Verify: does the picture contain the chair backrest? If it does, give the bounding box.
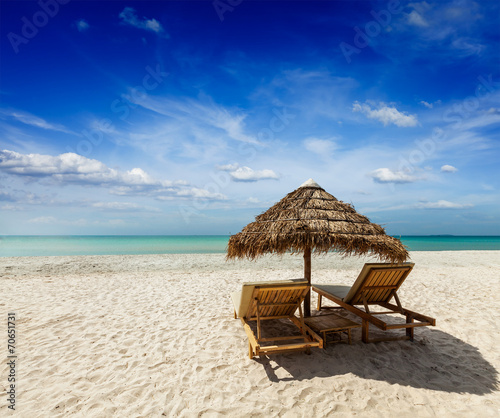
[344,263,414,304]
[239,279,309,319]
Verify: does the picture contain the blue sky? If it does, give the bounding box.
[1,0,499,235]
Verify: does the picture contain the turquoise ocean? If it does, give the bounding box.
[1,235,500,257]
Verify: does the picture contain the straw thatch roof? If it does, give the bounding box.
[227,179,409,263]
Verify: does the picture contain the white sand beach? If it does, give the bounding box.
[1,251,499,417]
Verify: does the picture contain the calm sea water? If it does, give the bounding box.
[1,235,500,257]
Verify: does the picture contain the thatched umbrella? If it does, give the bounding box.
[227,179,409,316]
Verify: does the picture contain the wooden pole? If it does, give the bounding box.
[304,246,311,317]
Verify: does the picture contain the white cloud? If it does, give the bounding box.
[0,150,121,179]
[119,7,166,36]
[419,100,441,109]
[0,109,75,134]
[0,187,60,206]
[1,204,24,211]
[27,216,128,226]
[416,200,473,209]
[303,137,337,156]
[352,102,418,127]
[28,216,58,224]
[216,163,239,171]
[175,188,227,200]
[450,38,485,56]
[76,19,89,32]
[441,164,458,173]
[91,202,160,212]
[230,167,279,182]
[407,10,429,27]
[0,190,16,202]
[392,0,486,58]
[217,163,279,182]
[370,168,418,184]
[129,95,260,145]
[0,150,225,201]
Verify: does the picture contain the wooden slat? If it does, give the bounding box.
[351,271,372,304]
[258,335,307,342]
[240,318,259,351]
[297,302,305,334]
[372,269,395,302]
[247,288,260,318]
[275,289,288,316]
[369,311,403,315]
[379,302,436,325]
[373,268,406,302]
[258,302,301,308]
[370,267,410,273]
[354,267,411,304]
[283,288,299,316]
[354,268,380,303]
[312,286,390,330]
[362,293,370,314]
[267,288,279,317]
[264,288,277,317]
[385,321,432,330]
[258,341,321,352]
[278,289,294,317]
[317,293,322,311]
[256,301,262,340]
[392,291,404,312]
[365,269,386,302]
[258,287,303,317]
[259,288,272,317]
[289,316,324,349]
[260,288,271,317]
[304,314,360,332]
[362,285,399,290]
[245,315,295,321]
[255,285,309,291]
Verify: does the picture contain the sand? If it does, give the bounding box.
[1,251,499,417]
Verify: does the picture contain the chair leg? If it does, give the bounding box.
[248,342,254,359]
[362,319,369,343]
[317,294,322,311]
[406,315,414,341]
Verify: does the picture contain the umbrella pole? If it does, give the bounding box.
[304,246,311,317]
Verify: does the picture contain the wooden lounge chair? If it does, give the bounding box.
[312,263,435,343]
[231,279,323,358]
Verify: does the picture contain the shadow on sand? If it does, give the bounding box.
[254,327,499,395]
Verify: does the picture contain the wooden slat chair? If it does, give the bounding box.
[313,263,435,343]
[231,279,323,359]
